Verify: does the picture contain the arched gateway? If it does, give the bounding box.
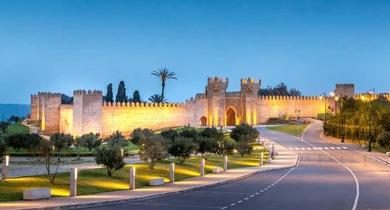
[226,108,236,126]
[200,116,207,126]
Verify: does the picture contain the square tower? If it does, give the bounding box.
[206,77,228,127]
[73,90,103,136]
[240,78,260,125]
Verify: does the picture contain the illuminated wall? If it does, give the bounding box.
[60,105,73,134]
[257,96,329,123]
[32,79,355,137]
[101,102,193,137]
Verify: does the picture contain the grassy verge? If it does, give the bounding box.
[0,149,268,202]
[266,124,308,137]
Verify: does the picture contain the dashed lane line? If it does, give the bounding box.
[301,123,359,210]
[220,165,297,210]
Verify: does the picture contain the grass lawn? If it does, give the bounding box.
[0,149,268,202]
[266,124,308,137]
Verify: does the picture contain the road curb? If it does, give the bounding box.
[60,164,298,210]
[7,141,299,210]
[41,158,299,209]
[319,131,390,165]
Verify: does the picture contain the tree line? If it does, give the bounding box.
[324,96,390,149]
[258,82,302,96]
[104,68,177,104]
[0,122,259,183]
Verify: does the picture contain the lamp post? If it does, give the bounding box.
[368,89,375,152]
[334,95,345,143]
[320,93,328,132]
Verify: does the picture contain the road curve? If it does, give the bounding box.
[85,122,390,210]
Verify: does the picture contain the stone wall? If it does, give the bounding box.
[206,77,228,126]
[30,95,39,121]
[257,96,330,123]
[60,105,73,134]
[73,90,103,136]
[335,84,355,98]
[101,102,192,137]
[31,92,62,134]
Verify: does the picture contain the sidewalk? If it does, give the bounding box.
[0,142,298,210]
[320,132,390,164]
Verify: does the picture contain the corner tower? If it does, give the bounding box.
[335,84,355,98]
[73,90,103,136]
[240,78,260,125]
[206,77,228,126]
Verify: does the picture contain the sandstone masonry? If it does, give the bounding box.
[30,77,358,137]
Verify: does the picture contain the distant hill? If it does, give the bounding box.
[0,104,30,121]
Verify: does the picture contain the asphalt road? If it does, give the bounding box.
[86,121,390,210]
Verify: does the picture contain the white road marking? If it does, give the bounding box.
[223,166,296,209]
[302,123,359,210]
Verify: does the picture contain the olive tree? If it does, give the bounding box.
[40,133,72,184]
[131,128,153,145]
[230,124,259,156]
[168,137,196,164]
[377,131,390,149]
[95,146,125,176]
[139,135,168,169]
[195,137,217,160]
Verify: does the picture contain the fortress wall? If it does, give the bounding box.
[257,96,328,123]
[39,93,62,133]
[30,95,40,121]
[60,105,73,134]
[189,98,208,126]
[73,90,103,136]
[226,96,242,123]
[101,103,192,137]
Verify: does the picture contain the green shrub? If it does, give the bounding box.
[168,137,196,164]
[377,131,390,149]
[139,135,168,169]
[131,128,153,145]
[6,123,29,136]
[95,146,125,176]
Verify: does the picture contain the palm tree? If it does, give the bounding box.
[151,68,177,100]
[149,94,166,103]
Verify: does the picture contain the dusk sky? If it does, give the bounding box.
[1,0,390,104]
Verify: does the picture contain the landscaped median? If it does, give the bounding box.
[266,123,309,137]
[0,150,268,202]
[0,140,298,210]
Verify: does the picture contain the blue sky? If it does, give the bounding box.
[1,0,390,104]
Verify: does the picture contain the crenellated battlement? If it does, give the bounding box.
[336,84,354,88]
[208,76,228,84]
[207,76,228,93]
[226,91,241,96]
[195,93,207,100]
[31,77,360,137]
[258,95,324,100]
[102,101,185,108]
[33,92,62,98]
[240,77,260,85]
[73,90,103,96]
[355,93,390,101]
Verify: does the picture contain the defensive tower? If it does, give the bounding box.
[335,84,355,98]
[240,78,260,125]
[73,90,103,136]
[206,77,228,126]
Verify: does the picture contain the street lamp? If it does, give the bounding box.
[333,94,345,143]
[320,93,328,135]
[368,89,375,152]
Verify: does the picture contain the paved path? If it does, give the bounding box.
[1,157,141,178]
[85,121,390,210]
[0,141,297,210]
